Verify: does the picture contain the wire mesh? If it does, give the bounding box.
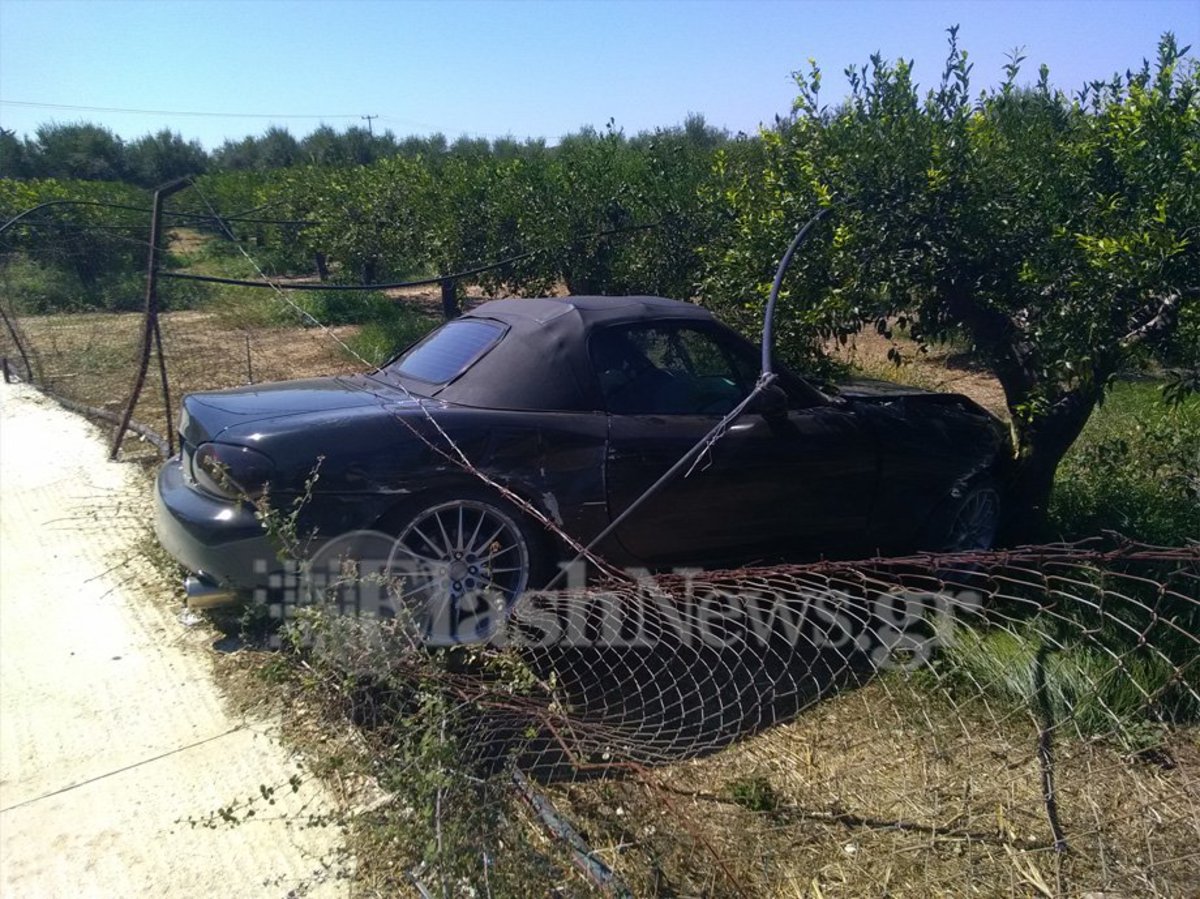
[291,540,1198,897]
[0,196,409,458]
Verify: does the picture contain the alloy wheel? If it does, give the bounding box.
[391,499,532,636]
[946,487,1000,552]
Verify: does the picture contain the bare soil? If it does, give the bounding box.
[2,309,360,458]
[828,327,1010,417]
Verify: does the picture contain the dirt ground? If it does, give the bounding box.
[0,384,348,897]
[827,326,1010,417]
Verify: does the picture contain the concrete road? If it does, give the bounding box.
[0,385,346,898]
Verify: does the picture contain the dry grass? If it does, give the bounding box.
[7,289,1197,896]
[549,680,1199,897]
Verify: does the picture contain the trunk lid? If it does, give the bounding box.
[179,375,411,446]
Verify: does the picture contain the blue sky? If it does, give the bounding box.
[1,0,1196,148]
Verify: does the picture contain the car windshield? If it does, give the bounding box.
[387,319,505,384]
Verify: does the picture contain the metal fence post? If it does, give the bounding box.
[110,177,190,460]
[0,303,34,382]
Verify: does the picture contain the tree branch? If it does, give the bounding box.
[1119,289,1193,351]
[943,287,1038,405]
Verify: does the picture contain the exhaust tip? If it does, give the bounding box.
[184,575,239,610]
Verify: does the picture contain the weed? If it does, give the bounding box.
[344,313,431,366]
[727,775,780,813]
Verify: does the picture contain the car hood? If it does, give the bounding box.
[837,377,1007,432]
[180,374,423,445]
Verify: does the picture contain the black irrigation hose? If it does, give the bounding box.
[164,213,320,226]
[161,264,531,293]
[0,200,151,237]
[761,205,834,377]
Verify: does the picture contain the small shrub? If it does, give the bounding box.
[342,301,435,366]
[1,256,88,313]
[727,774,780,812]
[92,270,147,313]
[201,285,283,329]
[290,289,401,326]
[927,620,1197,745]
[156,274,212,312]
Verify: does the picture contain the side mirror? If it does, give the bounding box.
[750,383,790,420]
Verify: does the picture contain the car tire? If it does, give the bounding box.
[378,487,553,644]
[924,479,1002,553]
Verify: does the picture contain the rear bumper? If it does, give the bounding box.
[154,455,279,593]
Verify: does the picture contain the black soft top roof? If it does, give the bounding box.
[394,296,717,412]
[465,295,714,329]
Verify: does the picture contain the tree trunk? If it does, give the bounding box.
[440,279,460,320]
[944,288,1102,543]
[1002,389,1098,543]
[314,252,328,281]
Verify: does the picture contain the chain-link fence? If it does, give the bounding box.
[0,185,447,460]
[268,539,1198,897]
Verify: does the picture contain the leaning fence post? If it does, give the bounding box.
[111,177,190,460]
[0,303,34,382]
[152,314,175,457]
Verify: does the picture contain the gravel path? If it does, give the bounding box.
[0,384,346,898]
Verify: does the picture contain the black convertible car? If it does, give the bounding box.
[155,295,1010,611]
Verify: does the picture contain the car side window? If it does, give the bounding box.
[590,325,752,415]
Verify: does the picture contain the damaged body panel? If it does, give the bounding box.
[155,295,1012,607]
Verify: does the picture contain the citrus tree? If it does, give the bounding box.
[706,32,1199,533]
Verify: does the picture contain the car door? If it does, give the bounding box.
[593,322,881,567]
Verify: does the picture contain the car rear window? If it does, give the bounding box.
[390,319,505,384]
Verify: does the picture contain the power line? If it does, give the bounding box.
[0,100,497,137]
[0,99,364,120]
[1,98,573,144]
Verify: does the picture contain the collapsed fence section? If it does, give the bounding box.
[5,181,1199,896]
[275,540,1199,896]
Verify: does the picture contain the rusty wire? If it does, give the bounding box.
[306,539,1199,896]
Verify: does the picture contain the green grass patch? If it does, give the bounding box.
[726,774,781,812]
[924,620,1197,747]
[1049,380,1199,546]
[1,253,210,313]
[343,310,433,366]
[199,285,435,366]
